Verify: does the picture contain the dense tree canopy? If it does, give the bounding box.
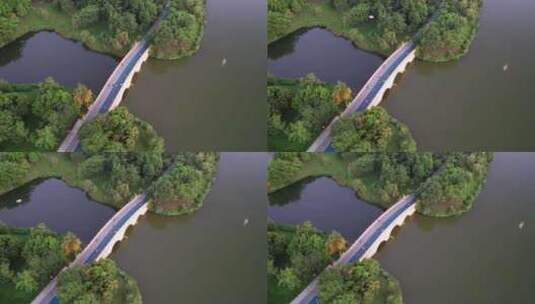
[0,79,83,151]
[148,152,219,215]
[417,0,482,61]
[57,258,141,304]
[319,259,402,304]
[0,0,31,47]
[151,0,206,59]
[268,222,346,302]
[79,106,165,153]
[332,107,417,152]
[0,223,80,299]
[268,76,346,151]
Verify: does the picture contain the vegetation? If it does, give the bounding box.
[268,0,441,56]
[268,222,347,304]
[0,0,205,59]
[319,259,402,304]
[151,0,206,60]
[148,152,219,215]
[57,258,141,304]
[0,223,81,303]
[416,0,483,62]
[268,152,492,214]
[0,152,169,208]
[79,106,165,154]
[416,152,493,216]
[0,79,86,151]
[332,107,417,152]
[268,76,352,151]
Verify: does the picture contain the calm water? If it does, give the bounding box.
[112,153,268,303]
[0,178,115,243]
[381,0,535,150]
[123,0,267,151]
[268,176,382,242]
[268,27,384,90]
[375,153,535,303]
[0,31,117,92]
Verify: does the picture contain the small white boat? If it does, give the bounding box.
[222,58,227,66]
[243,218,249,226]
[16,199,22,204]
[503,64,508,71]
[519,221,524,229]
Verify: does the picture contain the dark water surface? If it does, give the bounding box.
[123,0,267,151]
[268,176,382,242]
[0,178,115,243]
[0,31,117,92]
[268,27,384,90]
[375,153,535,303]
[381,0,535,150]
[112,153,268,304]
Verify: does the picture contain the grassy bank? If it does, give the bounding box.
[269,1,394,57]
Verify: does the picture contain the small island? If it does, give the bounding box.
[268,0,482,62]
[0,0,206,60]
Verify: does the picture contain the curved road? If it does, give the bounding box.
[291,194,417,304]
[32,194,149,304]
[307,42,416,152]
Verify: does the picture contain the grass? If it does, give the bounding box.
[268,275,296,304]
[0,154,120,209]
[12,2,125,57]
[0,283,34,304]
[270,1,396,57]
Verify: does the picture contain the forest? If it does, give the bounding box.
[0,224,81,302]
[268,152,493,215]
[0,79,85,151]
[57,258,141,304]
[268,0,481,61]
[148,152,219,215]
[0,0,206,59]
[332,107,416,152]
[268,76,351,151]
[268,222,347,304]
[79,106,165,154]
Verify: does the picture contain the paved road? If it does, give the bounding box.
[307,42,416,152]
[57,6,170,152]
[291,194,417,304]
[32,194,149,304]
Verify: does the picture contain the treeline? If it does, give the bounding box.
[0,0,31,47]
[416,152,492,216]
[268,0,305,41]
[319,259,402,304]
[331,0,438,51]
[79,106,165,153]
[332,107,417,152]
[148,152,218,215]
[417,0,483,61]
[268,152,493,215]
[151,0,206,59]
[57,258,141,304]
[56,0,165,54]
[268,222,347,303]
[0,223,81,298]
[0,79,90,151]
[268,76,352,151]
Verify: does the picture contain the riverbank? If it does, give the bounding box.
[268,153,493,216]
[268,1,395,57]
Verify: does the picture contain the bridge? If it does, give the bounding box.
[307,42,417,152]
[31,194,150,304]
[291,194,417,304]
[57,6,170,152]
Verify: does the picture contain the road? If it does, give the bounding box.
[291,195,417,304]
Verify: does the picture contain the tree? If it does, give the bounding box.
[15,270,38,293]
[332,82,352,105]
[34,126,58,151]
[73,84,94,112]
